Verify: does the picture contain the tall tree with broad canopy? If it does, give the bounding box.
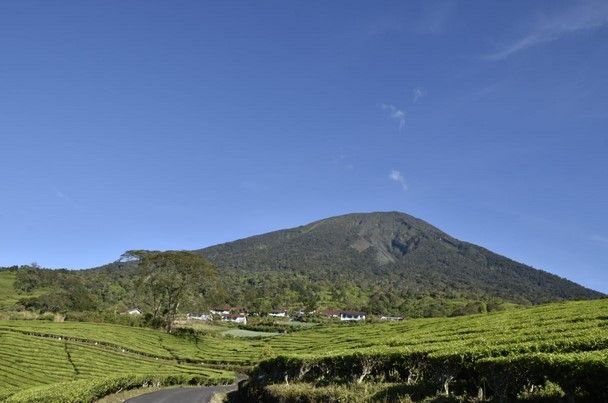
[122,250,216,332]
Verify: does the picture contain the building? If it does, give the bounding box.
[187,313,212,321]
[319,309,341,318]
[209,305,232,315]
[268,310,288,318]
[221,314,247,324]
[127,308,142,315]
[339,311,366,321]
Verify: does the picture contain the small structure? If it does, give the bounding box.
[380,316,404,321]
[339,311,366,321]
[187,313,212,321]
[210,305,232,315]
[127,308,142,315]
[268,309,288,318]
[319,309,341,318]
[221,314,247,324]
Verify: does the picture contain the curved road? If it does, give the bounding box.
[125,383,239,403]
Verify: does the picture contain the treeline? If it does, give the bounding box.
[3,259,514,321]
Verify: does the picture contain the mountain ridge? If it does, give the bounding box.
[196,211,603,306]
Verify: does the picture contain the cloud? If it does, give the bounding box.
[389,170,407,190]
[366,2,454,38]
[50,186,72,203]
[381,104,406,132]
[413,88,426,103]
[486,0,608,60]
[414,1,455,35]
[331,153,355,171]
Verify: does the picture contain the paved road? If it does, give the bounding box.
[125,383,239,403]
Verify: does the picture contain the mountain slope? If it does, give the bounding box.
[198,212,602,305]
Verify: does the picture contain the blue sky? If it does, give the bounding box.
[1,1,607,293]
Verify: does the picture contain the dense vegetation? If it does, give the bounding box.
[243,299,608,401]
[0,251,220,328]
[199,212,603,315]
[1,212,605,400]
[2,213,603,319]
[0,299,606,401]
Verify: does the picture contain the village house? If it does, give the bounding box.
[339,311,366,321]
[127,308,141,315]
[187,313,212,321]
[209,305,233,315]
[268,309,288,318]
[221,313,247,324]
[319,309,341,318]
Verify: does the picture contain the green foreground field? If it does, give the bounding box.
[0,298,607,401]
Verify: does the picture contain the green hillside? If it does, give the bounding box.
[1,298,606,401]
[199,212,603,314]
[6,212,603,318]
[0,271,47,311]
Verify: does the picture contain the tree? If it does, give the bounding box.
[123,250,217,332]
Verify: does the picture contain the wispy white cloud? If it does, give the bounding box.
[381,104,406,132]
[389,170,407,191]
[414,0,455,35]
[50,186,72,203]
[413,88,426,103]
[486,0,608,60]
[332,153,355,171]
[366,2,454,38]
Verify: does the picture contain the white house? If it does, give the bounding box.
[127,308,142,315]
[268,310,288,318]
[339,311,366,321]
[210,306,232,315]
[221,314,247,324]
[187,313,212,321]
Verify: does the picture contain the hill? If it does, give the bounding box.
[198,212,602,312]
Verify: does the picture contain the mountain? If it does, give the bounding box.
[198,212,603,309]
[6,211,602,319]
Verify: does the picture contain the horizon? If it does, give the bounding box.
[1,1,607,293]
[2,209,605,295]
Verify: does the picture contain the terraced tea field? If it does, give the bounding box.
[0,299,606,401]
[267,298,608,357]
[0,325,235,401]
[251,299,608,401]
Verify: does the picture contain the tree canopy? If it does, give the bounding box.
[123,250,217,332]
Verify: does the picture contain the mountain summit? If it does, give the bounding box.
[199,212,602,307]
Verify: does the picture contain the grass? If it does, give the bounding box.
[281,320,317,328]
[221,329,279,338]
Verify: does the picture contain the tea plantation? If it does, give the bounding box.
[0,298,607,401]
